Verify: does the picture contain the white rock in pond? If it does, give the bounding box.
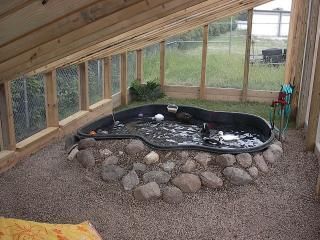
[172,173,201,193]
[216,154,236,167]
[67,147,79,161]
[181,160,196,173]
[236,153,252,168]
[253,154,269,173]
[125,140,145,155]
[122,170,139,191]
[200,171,223,189]
[144,151,159,165]
[133,162,147,173]
[194,152,212,169]
[161,161,176,172]
[77,150,95,168]
[143,171,171,184]
[102,156,119,166]
[134,182,161,201]
[101,165,126,182]
[247,166,259,178]
[162,186,183,204]
[223,167,253,185]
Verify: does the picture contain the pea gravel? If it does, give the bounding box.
[1,129,320,240]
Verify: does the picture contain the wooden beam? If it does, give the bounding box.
[296,0,320,128]
[103,56,112,99]
[79,62,89,110]
[242,9,253,102]
[121,52,128,105]
[160,41,166,89]
[136,49,143,84]
[200,24,208,99]
[0,119,3,150]
[45,70,59,127]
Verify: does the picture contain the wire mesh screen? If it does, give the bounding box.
[56,65,80,120]
[112,55,121,94]
[165,27,203,86]
[206,14,247,89]
[143,43,160,82]
[88,59,103,105]
[11,74,46,142]
[128,51,136,87]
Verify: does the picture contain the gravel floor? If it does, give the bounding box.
[1,129,320,240]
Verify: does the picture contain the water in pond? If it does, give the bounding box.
[99,118,265,149]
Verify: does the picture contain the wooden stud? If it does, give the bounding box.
[136,49,143,83]
[121,52,128,105]
[79,62,89,110]
[103,56,112,99]
[44,70,59,127]
[200,24,208,99]
[242,9,253,102]
[160,41,166,89]
[0,120,3,150]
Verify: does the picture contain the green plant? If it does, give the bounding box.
[130,79,164,101]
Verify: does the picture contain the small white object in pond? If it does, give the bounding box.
[154,114,164,122]
[218,131,240,142]
[138,113,143,118]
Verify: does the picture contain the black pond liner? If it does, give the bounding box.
[77,104,274,154]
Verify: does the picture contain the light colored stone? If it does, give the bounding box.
[102,156,119,166]
[78,138,96,150]
[179,151,189,159]
[263,149,276,164]
[163,187,183,204]
[119,151,124,156]
[181,160,196,173]
[161,161,175,172]
[253,154,269,173]
[133,162,147,173]
[144,151,159,165]
[125,140,145,155]
[67,147,79,161]
[247,166,259,178]
[236,153,252,168]
[273,140,282,148]
[223,167,253,185]
[216,154,236,167]
[122,170,139,191]
[194,152,211,168]
[143,171,171,184]
[269,144,283,159]
[101,165,126,182]
[200,171,223,188]
[172,173,201,193]
[77,150,95,168]
[165,152,172,159]
[99,148,113,157]
[134,182,161,201]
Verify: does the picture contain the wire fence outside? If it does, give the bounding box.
[88,59,103,105]
[128,51,136,87]
[143,43,160,83]
[112,55,121,94]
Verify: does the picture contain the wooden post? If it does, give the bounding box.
[121,52,128,105]
[79,62,89,110]
[45,70,59,127]
[284,0,310,119]
[200,24,208,100]
[242,9,253,102]
[0,120,3,150]
[160,41,166,89]
[296,0,320,128]
[0,82,16,150]
[103,56,112,99]
[136,49,143,84]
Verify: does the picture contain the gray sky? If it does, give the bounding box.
[256,0,292,11]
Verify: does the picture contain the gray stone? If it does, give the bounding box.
[253,154,269,173]
[181,160,196,173]
[263,149,276,164]
[77,150,95,168]
[194,152,212,168]
[172,173,201,193]
[161,161,176,172]
[179,151,189,159]
[269,144,283,159]
[122,170,139,191]
[163,186,183,204]
[133,162,147,173]
[134,182,161,201]
[67,147,79,161]
[236,153,252,168]
[216,154,236,167]
[223,167,253,185]
[125,140,145,155]
[144,151,159,165]
[78,138,96,150]
[119,151,124,156]
[102,156,119,166]
[101,165,126,182]
[143,171,171,184]
[164,152,172,159]
[200,171,223,189]
[247,166,259,178]
[99,148,113,157]
[274,140,282,148]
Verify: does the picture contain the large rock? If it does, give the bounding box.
[236,153,252,168]
[78,138,96,150]
[216,154,236,167]
[77,150,95,168]
[101,165,126,182]
[134,182,161,201]
[102,156,119,166]
[181,160,196,173]
[172,173,201,193]
[144,151,159,165]
[125,140,145,155]
[99,148,113,157]
[179,151,189,159]
[67,147,79,161]
[122,170,139,191]
[263,149,277,164]
[162,187,183,204]
[247,166,259,178]
[223,167,253,185]
[161,161,176,172]
[143,171,171,184]
[194,152,212,168]
[200,171,223,188]
[269,144,283,160]
[133,162,147,173]
[253,154,269,173]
